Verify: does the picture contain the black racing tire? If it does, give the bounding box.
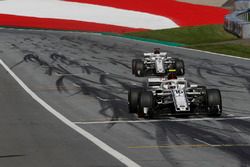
[140,91,154,119]
[140,91,153,108]
[135,60,145,77]
[132,59,140,74]
[175,59,185,76]
[207,89,222,117]
[128,88,143,113]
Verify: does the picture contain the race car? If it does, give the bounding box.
[128,73,222,118]
[132,49,185,77]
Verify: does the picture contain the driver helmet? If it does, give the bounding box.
[154,48,160,54]
[168,69,177,80]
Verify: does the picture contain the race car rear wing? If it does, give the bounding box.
[144,52,167,57]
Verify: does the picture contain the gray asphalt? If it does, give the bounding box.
[0,28,250,167]
[0,51,124,167]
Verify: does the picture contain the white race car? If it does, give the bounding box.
[132,49,185,77]
[128,74,222,118]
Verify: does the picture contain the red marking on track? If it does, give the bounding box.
[65,0,229,26]
[0,14,145,33]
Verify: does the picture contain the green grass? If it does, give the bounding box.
[126,25,237,45]
[126,24,250,59]
[190,44,250,58]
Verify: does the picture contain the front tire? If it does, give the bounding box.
[207,89,222,117]
[132,59,140,74]
[128,88,142,113]
[175,59,185,76]
[140,91,154,118]
[135,60,145,77]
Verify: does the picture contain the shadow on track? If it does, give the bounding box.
[23,53,140,128]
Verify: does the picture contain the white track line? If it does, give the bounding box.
[108,34,250,61]
[74,119,163,125]
[74,116,250,125]
[194,138,212,146]
[2,26,249,61]
[175,46,250,61]
[0,59,140,167]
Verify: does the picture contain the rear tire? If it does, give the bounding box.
[128,88,142,113]
[135,60,145,77]
[207,89,222,117]
[175,59,185,76]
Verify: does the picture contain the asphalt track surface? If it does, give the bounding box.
[0,28,250,167]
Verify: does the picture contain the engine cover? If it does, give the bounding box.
[172,89,190,112]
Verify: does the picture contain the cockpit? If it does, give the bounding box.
[161,80,187,90]
[162,81,176,90]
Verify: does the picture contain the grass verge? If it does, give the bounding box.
[189,44,250,58]
[126,25,250,59]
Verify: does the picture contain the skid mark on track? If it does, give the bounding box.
[0,154,25,159]
[0,59,141,167]
[152,117,250,166]
[22,53,140,124]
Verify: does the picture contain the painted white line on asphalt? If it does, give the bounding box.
[3,26,249,61]
[75,119,162,125]
[194,138,212,146]
[106,34,250,61]
[128,143,250,149]
[174,46,250,61]
[0,59,141,167]
[2,26,250,61]
[74,116,250,125]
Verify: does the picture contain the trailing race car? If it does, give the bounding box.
[132,49,185,77]
[128,73,222,118]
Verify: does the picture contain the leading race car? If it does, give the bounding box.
[132,49,185,77]
[128,72,222,118]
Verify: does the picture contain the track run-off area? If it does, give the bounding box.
[0,0,228,33]
[0,28,250,167]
